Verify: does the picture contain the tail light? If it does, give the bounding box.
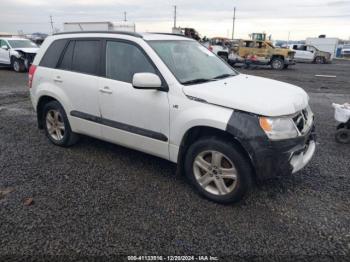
[28,65,37,89]
[208,45,213,52]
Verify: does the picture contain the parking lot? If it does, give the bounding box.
[1,60,350,258]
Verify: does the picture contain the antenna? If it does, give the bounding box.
[232,7,236,40]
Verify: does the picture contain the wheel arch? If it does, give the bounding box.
[36,95,60,129]
[176,125,256,180]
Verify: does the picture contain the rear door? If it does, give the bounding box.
[54,39,103,138]
[98,40,170,159]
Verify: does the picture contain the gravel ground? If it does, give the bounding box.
[0,61,350,261]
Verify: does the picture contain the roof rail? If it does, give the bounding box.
[53,31,143,38]
[149,32,189,38]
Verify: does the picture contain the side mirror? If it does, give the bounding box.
[132,73,162,90]
[1,45,8,50]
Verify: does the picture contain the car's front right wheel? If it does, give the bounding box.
[184,137,253,204]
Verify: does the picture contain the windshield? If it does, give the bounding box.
[148,40,238,85]
[8,40,37,48]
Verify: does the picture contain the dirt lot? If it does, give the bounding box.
[0,60,350,260]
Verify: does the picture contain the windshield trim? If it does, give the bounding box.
[147,39,239,86]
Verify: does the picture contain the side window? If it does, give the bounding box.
[71,40,100,75]
[58,41,75,70]
[39,39,68,68]
[0,40,9,48]
[105,41,156,83]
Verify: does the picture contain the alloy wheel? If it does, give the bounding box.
[46,109,65,141]
[193,150,238,196]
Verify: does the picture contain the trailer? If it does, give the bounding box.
[63,21,136,32]
[306,37,339,59]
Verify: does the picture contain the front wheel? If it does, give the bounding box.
[314,56,325,64]
[271,57,285,70]
[12,58,25,72]
[184,137,253,204]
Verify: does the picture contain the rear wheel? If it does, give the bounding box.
[12,58,25,72]
[271,57,285,70]
[184,137,253,204]
[43,101,79,147]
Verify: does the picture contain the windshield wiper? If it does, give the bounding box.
[212,73,236,80]
[181,78,214,85]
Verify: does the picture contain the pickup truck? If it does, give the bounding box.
[290,44,332,64]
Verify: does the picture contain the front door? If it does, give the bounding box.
[98,40,170,159]
[0,40,10,64]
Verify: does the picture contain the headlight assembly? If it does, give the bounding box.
[259,116,298,140]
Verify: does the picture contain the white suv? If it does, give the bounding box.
[29,31,316,203]
[0,38,39,72]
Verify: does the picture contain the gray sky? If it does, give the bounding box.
[0,0,349,40]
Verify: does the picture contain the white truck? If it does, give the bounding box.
[290,44,332,64]
[63,21,136,32]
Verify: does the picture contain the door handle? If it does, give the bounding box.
[99,86,113,94]
[53,76,63,83]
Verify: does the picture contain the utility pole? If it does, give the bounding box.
[124,11,127,22]
[231,7,236,40]
[173,5,177,29]
[50,15,54,34]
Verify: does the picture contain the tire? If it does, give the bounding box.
[12,58,25,72]
[219,54,228,62]
[335,128,350,144]
[184,137,253,204]
[42,101,79,147]
[314,56,325,64]
[271,57,284,70]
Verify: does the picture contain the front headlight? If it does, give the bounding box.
[259,117,298,140]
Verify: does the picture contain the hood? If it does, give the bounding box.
[13,48,38,54]
[182,74,309,117]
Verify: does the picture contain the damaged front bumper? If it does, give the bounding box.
[252,125,316,180]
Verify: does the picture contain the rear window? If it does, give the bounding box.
[71,40,100,75]
[40,39,68,68]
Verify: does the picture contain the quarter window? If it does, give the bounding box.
[105,41,156,83]
[58,41,75,70]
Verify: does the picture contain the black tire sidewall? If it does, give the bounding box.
[184,138,252,204]
[43,101,73,146]
[12,58,24,72]
[271,58,284,70]
[335,128,350,144]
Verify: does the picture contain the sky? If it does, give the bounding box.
[0,0,349,40]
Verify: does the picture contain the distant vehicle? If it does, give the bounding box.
[290,44,332,64]
[341,45,350,57]
[228,39,295,70]
[203,37,233,61]
[0,37,38,72]
[172,27,201,41]
[306,37,339,59]
[29,31,316,203]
